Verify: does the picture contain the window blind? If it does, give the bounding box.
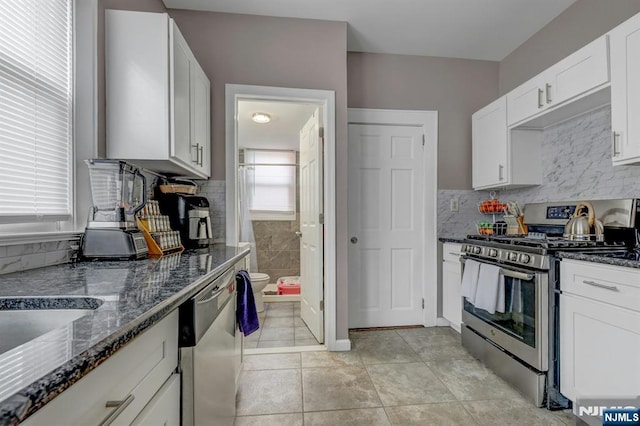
[0,0,73,221]
[245,149,296,215]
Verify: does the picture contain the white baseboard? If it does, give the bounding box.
[436,317,461,333]
[436,317,451,327]
[329,339,351,352]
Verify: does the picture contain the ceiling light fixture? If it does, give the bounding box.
[252,112,271,124]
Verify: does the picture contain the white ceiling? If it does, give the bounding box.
[162,0,576,61]
[238,100,318,151]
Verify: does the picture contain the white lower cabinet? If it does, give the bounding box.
[132,374,180,426]
[559,260,640,402]
[23,311,179,426]
[442,243,462,332]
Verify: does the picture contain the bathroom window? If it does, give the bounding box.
[244,149,297,221]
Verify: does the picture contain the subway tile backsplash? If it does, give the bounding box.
[438,105,640,239]
[0,240,77,275]
[194,179,226,243]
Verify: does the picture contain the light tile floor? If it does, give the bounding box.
[235,327,582,425]
[244,302,322,349]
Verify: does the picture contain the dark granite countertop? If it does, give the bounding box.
[439,237,466,244]
[0,244,249,425]
[557,251,640,269]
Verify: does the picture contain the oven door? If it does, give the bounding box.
[461,256,548,372]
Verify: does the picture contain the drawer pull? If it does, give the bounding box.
[99,394,135,426]
[583,280,619,292]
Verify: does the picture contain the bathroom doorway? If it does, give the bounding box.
[225,85,337,352]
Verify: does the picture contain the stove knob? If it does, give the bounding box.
[519,254,531,264]
[488,249,498,258]
[473,247,482,255]
[508,252,518,262]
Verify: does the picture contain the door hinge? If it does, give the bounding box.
[320,300,324,311]
[319,127,324,138]
[422,298,424,309]
[319,213,324,224]
[422,134,425,147]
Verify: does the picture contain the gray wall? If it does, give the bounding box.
[499,0,640,94]
[347,52,500,190]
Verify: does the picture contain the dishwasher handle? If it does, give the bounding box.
[179,269,236,347]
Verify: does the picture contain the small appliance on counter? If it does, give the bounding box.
[81,159,148,260]
[154,180,213,248]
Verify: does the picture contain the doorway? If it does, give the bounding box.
[226,85,338,351]
[347,108,438,329]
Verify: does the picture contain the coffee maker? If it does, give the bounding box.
[155,191,213,248]
[81,159,149,260]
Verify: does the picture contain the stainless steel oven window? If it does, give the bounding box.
[460,257,548,371]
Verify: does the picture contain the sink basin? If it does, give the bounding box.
[0,297,104,355]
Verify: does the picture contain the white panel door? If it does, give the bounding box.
[299,108,324,343]
[348,124,424,328]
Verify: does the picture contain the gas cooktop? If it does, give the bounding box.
[466,234,627,250]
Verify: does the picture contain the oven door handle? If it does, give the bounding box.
[461,256,536,281]
[500,269,534,281]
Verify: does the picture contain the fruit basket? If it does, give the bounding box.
[477,198,508,214]
[476,221,507,236]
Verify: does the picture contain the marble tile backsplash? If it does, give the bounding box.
[437,105,640,239]
[437,190,490,239]
[0,240,77,275]
[505,105,640,202]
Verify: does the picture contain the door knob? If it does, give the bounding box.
[295,231,302,238]
[350,237,358,244]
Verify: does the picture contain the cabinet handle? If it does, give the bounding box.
[498,164,504,181]
[198,145,204,166]
[448,252,460,256]
[99,394,135,426]
[582,280,619,292]
[545,83,552,103]
[191,143,200,164]
[537,88,544,108]
[612,132,621,157]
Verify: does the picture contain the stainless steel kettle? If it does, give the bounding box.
[563,201,604,241]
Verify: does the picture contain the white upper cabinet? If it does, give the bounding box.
[472,97,508,189]
[472,97,542,190]
[610,12,640,165]
[106,10,211,178]
[507,36,609,127]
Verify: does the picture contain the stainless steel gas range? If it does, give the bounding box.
[460,199,639,409]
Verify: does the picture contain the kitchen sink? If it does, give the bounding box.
[0,297,104,355]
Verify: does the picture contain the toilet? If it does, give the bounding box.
[249,272,270,313]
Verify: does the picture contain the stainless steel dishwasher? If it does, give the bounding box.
[179,267,240,426]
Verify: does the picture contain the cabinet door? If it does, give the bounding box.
[191,62,211,176]
[132,374,180,426]
[547,36,609,108]
[560,294,640,402]
[472,97,508,189]
[442,260,462,331]
[170,21,194,168]
[506,74,546,126]
[610,13,640,164]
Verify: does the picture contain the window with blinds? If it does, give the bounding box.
[0,0,73,222]
[244,149,297,220]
